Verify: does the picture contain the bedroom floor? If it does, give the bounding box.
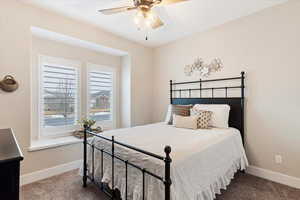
[21,170,300,200]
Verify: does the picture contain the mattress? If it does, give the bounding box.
[85,123,248,200]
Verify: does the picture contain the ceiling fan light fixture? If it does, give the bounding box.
[134,10,144,27]
[134,9,157,29]
[145,19,152,28]
[146,11,155,21]
[99,0,190,30]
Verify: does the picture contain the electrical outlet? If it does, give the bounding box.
[275,155,282,164]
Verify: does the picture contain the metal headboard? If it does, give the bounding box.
[170,72,245,144]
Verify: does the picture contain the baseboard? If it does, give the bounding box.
[21,160,82,186]
[246,165,300,189]
[20,162,300,189]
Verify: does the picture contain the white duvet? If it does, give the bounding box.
[85,123,248,200]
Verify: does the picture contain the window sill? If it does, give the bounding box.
[28,136,83,152]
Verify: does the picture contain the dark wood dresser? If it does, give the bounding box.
[0,128,23,200]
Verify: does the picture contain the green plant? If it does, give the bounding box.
[78,118,96,129]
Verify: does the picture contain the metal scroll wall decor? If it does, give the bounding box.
[184,58,223,77]
[0,75,19,92]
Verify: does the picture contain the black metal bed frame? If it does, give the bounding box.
[82,71,245,200]
[83,128,172,200]
[170,71,245,144]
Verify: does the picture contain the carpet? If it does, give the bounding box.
[21,170,300,200]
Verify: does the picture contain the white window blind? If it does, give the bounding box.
[88,70,113,122]
[42,64,79,128]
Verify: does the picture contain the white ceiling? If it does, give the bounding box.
[21,0,288,47]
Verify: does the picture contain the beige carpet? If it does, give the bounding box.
[21,170,300,200]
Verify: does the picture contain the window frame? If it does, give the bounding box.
[86,63,117,130]
[38,55,82,139]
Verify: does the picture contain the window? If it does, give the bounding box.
[39,56,80,138]
[87,64,116,129]
[32,56,117,146]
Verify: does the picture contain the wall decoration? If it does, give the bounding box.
[0,75,19,92]
[184,58,223,77]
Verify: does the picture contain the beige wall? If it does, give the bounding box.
[153,0,300,178]
[0,0,153,175]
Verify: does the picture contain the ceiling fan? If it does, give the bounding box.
[98,0,189,30]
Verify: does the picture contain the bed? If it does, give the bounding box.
[82,72,247,200]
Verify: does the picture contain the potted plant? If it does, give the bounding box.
[73,118,102,139]
[78,118,96,131]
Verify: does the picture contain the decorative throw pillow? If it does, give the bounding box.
[191,109,212,129]
[166,104,193,125]
[173,114,198,130]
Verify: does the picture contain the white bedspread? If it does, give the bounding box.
[85,123,248,200]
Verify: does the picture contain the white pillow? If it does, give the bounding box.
[164,105,172,124]
[192,104,230,128]
[173,114,198,130]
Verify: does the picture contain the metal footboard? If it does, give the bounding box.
[82,125,172,200]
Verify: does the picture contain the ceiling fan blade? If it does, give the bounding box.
[151,16,164,29]
[99,6,137,15]
[159,0,189,6]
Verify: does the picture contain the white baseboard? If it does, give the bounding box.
[21,161,300,190]
[246,165,300,189]
[21,160,82,186]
